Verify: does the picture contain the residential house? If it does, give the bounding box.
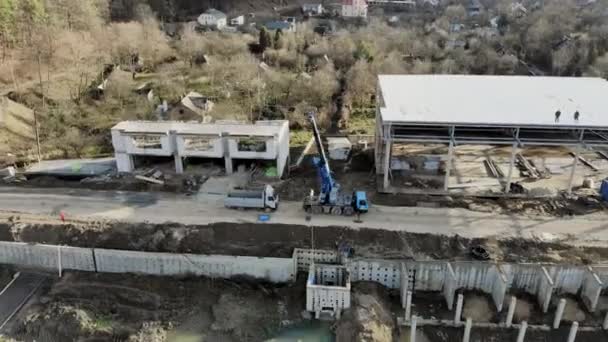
[264,20,297,33]
[169,91,215,121]
[302,4,324,16]
[342,0,368,18]
[197,9,227,29]
[230,15,245,26]
[466,0,482,16]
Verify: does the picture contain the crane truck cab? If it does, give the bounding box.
[353,191,369,213]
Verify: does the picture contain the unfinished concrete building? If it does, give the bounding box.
[111,120,290,177]
[375,75,608,196]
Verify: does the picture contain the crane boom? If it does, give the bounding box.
[308,112,337,204]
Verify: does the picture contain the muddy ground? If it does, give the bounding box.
[2,217,608,264]
[4,271,306,342]
[0,265,14,289]
[7,271,605,342]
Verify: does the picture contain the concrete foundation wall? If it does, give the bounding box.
[306,264,351,315]
[292,248,340,273]
[551,265,586,295]
[403,261,446,292]
[95,249,293,282]
[0,242,293,283]
[582,267,603,312]
[450,262,508,312]
[349,260,401,289]
[0,241,95,271]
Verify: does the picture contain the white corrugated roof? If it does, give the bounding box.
[378,75,608,128]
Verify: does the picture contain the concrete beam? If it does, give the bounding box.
[410,315,417,342]
[444,140,454,191]
[405,290,412,321]
[567,147,580,194]
[506,296,517,328]
[517,321,528,342]
[567,322,579,342]
[383,139,391,190]
[505,142,517,193]
[553,298,566,329]
[462,317,472,342]
[454,294,464,324]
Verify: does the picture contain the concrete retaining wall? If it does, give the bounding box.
[95,249,293,282]
[0,242,293,283]
[349,260,401,289]
[450,262,508,312]
[292,248,340,273]
[581,267,603,312]
[0,242,95,271]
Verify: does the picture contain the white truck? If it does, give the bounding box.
[224,184,279,211]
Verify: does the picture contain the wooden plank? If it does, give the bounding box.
[596,151,608,161]
[570,152,599,171]
[135,175,165,185]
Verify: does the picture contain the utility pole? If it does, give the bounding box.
[34,52,44,162]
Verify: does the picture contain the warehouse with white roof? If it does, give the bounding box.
[375,75,608,195]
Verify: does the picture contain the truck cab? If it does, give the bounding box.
[264,184,279,210]
[353,191,369,213]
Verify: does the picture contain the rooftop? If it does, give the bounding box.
[378,75,608,129]
[204,8,227,18]
[112,120,288,137]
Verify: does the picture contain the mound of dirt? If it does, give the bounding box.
[7,272,305,342]
[335,282,396,342]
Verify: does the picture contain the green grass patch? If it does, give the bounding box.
[290,130,312,147]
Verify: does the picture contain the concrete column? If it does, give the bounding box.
[410,315,417,342]
[567,322,578,342]
[603,311,608,330]
[567,148,579,194]
[174,154,184,174]
[553,298,566,329]
[505,142,517,193]
[516,321,528,342]
[404,290,413,321]
[462,317,472,342]
[224,156,233,175]
[506,296,517,328]
[57,245,62,278]
[454,293,464,324]
[383,139,391,190]
[444,140,454,191]
[336,309,341,319]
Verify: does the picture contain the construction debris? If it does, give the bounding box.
[516,154,541,179]
[570,152,599,171]
[135,175,165,185]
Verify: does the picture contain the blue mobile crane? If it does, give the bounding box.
[303,112,369,216]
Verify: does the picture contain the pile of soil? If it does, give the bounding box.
[335,282,397,342]
[7,272,306,342]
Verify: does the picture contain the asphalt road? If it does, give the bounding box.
[1,186,608,245]
[0,272,46,332]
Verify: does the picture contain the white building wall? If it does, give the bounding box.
[124,134,173,156]
[227,137,276,160]
[175,135,224,158]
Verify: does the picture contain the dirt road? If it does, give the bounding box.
[1,186,607,246]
